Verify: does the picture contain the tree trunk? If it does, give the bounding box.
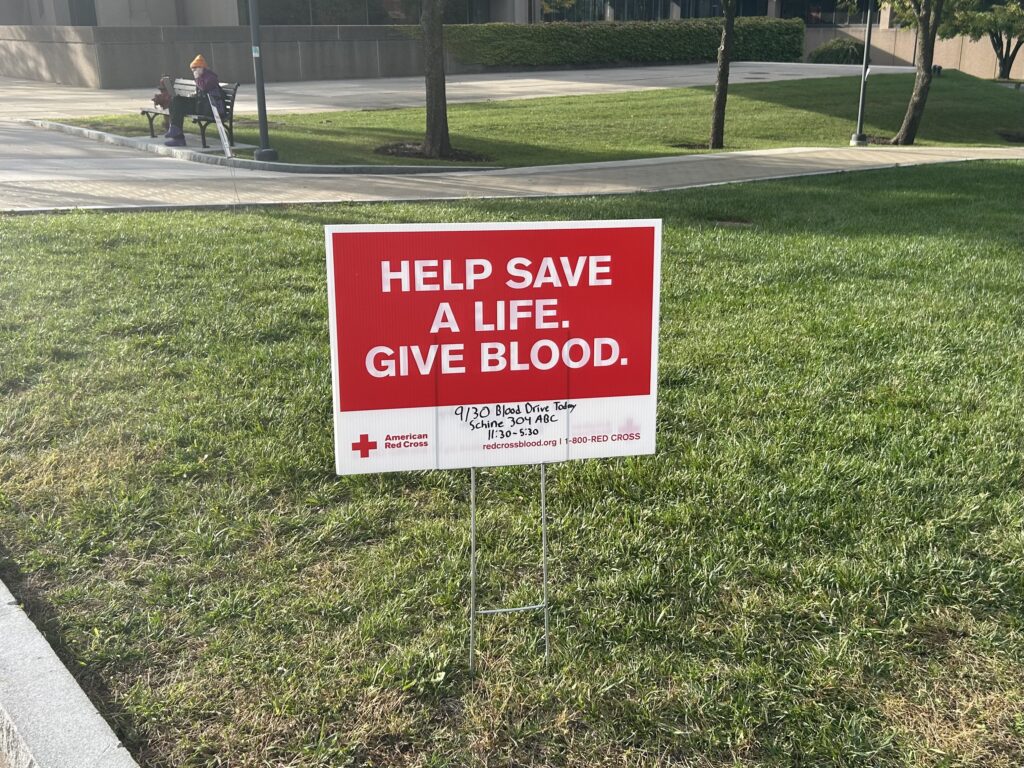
[892,65,933,145]
[892,0,944,145]
[709,0,736,149]
[999,54,1013,79]
[997,37,1024,79]
[422,0,451,159]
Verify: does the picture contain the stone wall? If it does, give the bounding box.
[0,24,461,87]
[0,26,102,85]
[805,25,1024,80]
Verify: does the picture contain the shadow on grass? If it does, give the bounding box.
[726,71,1024,146]
[231,122,697,168]
[271,161,1024,245]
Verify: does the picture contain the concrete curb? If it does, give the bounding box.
[23,120,501,175]
[0,579,140,768]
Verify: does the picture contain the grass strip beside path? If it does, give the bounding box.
[2,162,1024,766]
[69,71,1024,167]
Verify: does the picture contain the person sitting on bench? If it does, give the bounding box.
[165,54,226,147]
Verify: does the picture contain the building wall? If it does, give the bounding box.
[180,0,239,26]
[22,0,71,24]
[0,26,100,84]
[0,0,30,25]
[0,0,241,27]
[805,25,1024,80]
[95,0,179,26]
[92,0,242,26]
[0,24,467,87]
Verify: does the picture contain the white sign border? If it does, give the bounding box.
[325,219,662,475]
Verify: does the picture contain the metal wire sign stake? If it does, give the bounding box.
[325,220,662,672]
[469,464,551,673]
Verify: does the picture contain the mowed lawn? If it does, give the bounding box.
[71,71,1024,166]
[2,162,1024,766]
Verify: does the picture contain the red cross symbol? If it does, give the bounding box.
[351,434,377,458]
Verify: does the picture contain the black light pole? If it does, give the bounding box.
[850,0,874,147]
[247,0,278,161]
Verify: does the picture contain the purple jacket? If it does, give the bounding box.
[194,68,221,95]
[194,68,225,116]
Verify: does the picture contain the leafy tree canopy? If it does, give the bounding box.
[941,0,1024,41]
[941,0,1024,78]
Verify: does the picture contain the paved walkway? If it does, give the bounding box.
[5,122,1023,212]
[3,61,1023,213]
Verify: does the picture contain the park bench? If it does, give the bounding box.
[141,78,239,148]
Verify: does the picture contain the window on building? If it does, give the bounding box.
[781,0,873,25]
[238,0,487,24]
[68,0,97,25]
[737,0,767,15]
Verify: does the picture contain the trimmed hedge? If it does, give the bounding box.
[808,37,865,64]
[733,18,807,63]
[446,18,805,68]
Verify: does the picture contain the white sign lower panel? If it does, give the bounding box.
[334,394,655,475]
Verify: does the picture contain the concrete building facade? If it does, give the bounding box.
[0,0,1019,86]
[0,0,238,27]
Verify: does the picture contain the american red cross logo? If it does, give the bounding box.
[351,434,377,458]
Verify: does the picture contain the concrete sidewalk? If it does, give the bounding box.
[3,117,1024,212]
[1,581,140,768]
[7,60,971,214]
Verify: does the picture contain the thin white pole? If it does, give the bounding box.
[469,467,478,673]
[541,463,550,664]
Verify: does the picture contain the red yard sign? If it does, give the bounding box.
[326,220,661,475]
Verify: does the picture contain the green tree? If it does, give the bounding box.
[942,0,1024,79]
[891,0,950,145]
[710,0,738,149]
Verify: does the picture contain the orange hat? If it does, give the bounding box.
[189,54,207,69]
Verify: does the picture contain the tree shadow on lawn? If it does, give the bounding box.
[233,124,696,168]
[687,161,1024,244]
[277,160,1024,247]
[724,71,1024,147]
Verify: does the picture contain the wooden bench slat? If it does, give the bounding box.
[172,78,196,98]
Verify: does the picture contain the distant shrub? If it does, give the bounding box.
[446,18,806,68]
[808,37,865,64]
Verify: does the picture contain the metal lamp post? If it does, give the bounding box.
[850,0,874,147]
[247,0,278,162]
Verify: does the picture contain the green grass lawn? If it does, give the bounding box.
[2,162,1024,766]
[69,71,1024,167]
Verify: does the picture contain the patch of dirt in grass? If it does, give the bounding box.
[866,135,895,145]
[670,141,710,150]
[233,117,288,129]
[881,617,1024,766]
[3,438,143,498]
[995,129,1024,143]
[374,142,489,162]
